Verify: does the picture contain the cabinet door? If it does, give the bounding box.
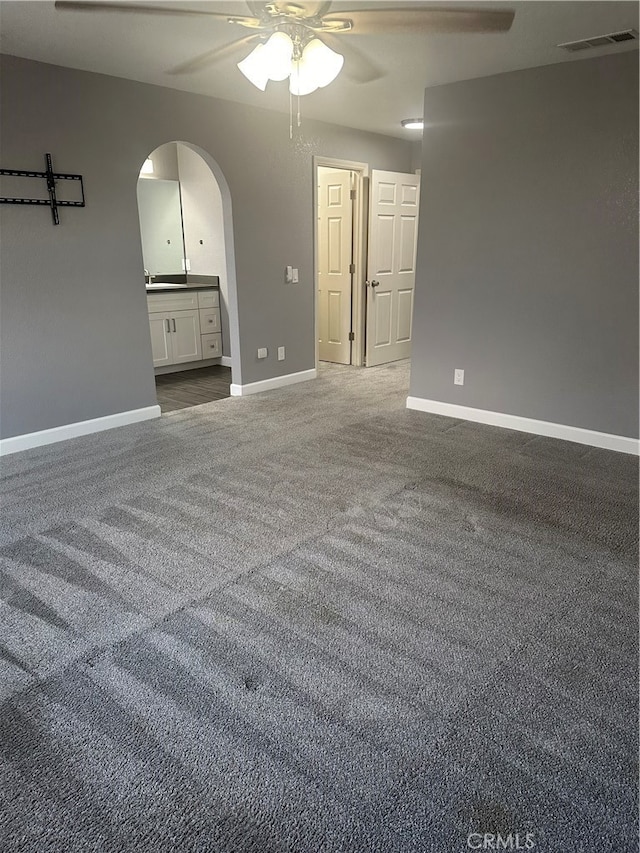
[148,312,173,367]
[171,309,202,363]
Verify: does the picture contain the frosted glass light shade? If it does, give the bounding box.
[300,39,344,88]
[237,44,270,91]
[289,61,319,96]
[263,31,294,82]
[237,32,294,90]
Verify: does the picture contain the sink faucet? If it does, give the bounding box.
[144,268,154,285]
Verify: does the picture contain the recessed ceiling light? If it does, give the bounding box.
[401,118,424,130]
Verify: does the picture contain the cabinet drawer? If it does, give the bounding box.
[199,307,221,333]
[147,292,198,312]
[201,333,222,358]
[197,289,219,309]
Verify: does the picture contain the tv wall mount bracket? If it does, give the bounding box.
[0,153,85,225]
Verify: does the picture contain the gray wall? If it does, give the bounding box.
[410,51,639,439]
[0,55,413,439]
[410,140,423,174]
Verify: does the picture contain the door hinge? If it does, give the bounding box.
[349,262,355,274]
[348,331,355,341]
[350,189,356,200]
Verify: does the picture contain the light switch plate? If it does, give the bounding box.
[454,368,464,386]
[292,268,299,284]
[257,347,268,359]
[277,346,285,361]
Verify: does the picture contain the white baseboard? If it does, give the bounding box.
[406,396,639,456]
[231,368,316,397]
[219,355,232,368]
[0,405,161,456]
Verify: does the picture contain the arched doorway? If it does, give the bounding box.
[137,141,241,412]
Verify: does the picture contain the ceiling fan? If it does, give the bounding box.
[55,1,516,92]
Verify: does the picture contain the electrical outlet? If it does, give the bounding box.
[454,368,465,386]
[257,347,268,359]
[292,268,299,284]
[277,346,285,361]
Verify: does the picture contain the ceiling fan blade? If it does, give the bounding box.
[54,1,261,25]
[167,34,263,75]
[320,33,383,84]
[321,7,515,35]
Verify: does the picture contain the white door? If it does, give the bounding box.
[365,170,420,367]
[171,309,202,363]
[317,169,353,364]
[148,312,173,367]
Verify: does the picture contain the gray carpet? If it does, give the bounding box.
[0,361,637,852]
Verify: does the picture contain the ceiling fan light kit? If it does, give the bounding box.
[237,29,344,96]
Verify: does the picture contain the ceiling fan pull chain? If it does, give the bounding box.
[297,91,301,129]
[289,88,293,140]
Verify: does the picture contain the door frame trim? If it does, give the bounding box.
[313,156,369,368]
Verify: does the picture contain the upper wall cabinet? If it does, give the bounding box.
[137,178,185,275]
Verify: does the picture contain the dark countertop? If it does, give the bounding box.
[147,273,220,293]
[146,284,220,293]
[146,274,220,293]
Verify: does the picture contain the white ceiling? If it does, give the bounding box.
[1,1,638,138]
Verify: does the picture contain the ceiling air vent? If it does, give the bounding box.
[558,29,638,52]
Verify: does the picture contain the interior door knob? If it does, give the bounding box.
[370,280,380,288]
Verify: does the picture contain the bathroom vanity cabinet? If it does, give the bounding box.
[146,287,222,369]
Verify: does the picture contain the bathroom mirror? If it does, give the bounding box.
[137,178,185,276]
